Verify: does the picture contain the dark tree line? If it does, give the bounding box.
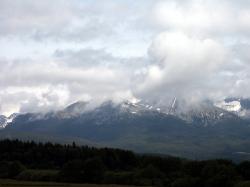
[0,139,250,187]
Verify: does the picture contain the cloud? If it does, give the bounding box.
[136,32,227,102]
[0,0,153,43]
[0,48,142,115]
[1,0,250,115]
[133,0,250,105]
[152,0,250,37]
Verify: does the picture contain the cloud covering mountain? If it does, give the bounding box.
[1,0,250,115]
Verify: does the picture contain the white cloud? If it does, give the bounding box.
[136,32,227,101]
[0,50,141,115]
[152,0,250,37]
[132,0,250,104]
[1,0,250,114]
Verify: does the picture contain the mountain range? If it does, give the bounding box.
[1,98,250,161]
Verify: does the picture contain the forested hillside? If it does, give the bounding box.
[0,139,250,187]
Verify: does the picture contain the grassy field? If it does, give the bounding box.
[0,179,147,187]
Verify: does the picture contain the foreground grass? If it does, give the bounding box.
[0,179,147,187]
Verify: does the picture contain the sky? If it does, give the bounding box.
[1,0,250,116]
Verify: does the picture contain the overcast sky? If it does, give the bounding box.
[1,0,250,115]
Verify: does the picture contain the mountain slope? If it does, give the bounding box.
[2,99,250,161]
[0,114,18,129]
[0,115,7,129]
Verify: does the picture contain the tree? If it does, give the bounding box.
[238,161,250,180]
[60,159,84,182]
[0,161,10,178]
[82,157,106,183]
[8,161,26,178]
[171,177,199,187]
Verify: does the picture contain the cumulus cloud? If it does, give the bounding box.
[0,49,141,115]
[1,0,250,115]
[136,32,228,102]
[135,0,250,104]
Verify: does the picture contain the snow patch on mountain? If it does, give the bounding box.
[56,101,89,119]
[175,103,235,126]
[120,100,159,115]
[215,100,241,112]
[0,115,7,129]
[0,113,19,129]
[214,98,250,119]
